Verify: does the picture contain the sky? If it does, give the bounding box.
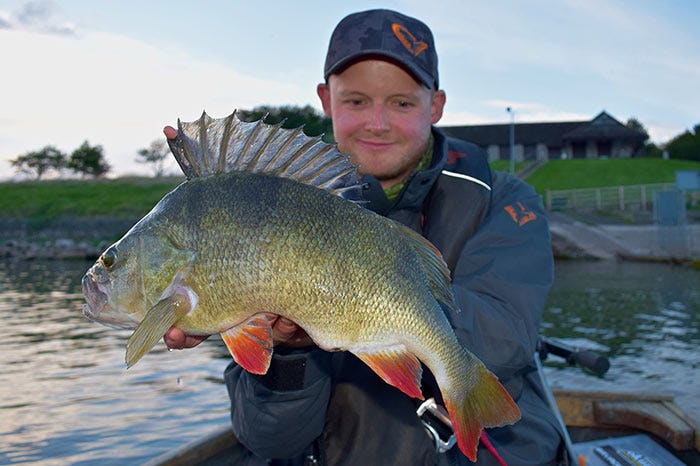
[1,0,699,179]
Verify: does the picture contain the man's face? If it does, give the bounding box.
[317,59,446,189]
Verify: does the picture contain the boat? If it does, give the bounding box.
[144,338,699,465]
[143,387,699,466]
[554,388,699,466]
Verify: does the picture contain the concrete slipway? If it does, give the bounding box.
[548,212,700,263]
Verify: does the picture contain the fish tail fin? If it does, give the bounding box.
[443,363,520,461]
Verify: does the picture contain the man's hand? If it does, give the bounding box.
[268,314,314,348]
[164,327,209,349]
[163,313,313,351]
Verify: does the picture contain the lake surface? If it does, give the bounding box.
[0,259,698,465]
[542,260,700,423]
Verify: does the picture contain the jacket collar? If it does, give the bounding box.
[362,127,447,216]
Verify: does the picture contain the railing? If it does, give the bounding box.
[545,183,677,211]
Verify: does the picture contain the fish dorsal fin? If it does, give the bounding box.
[166,110,363,201]
[394,222,459,314]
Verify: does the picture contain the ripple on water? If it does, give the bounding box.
[1,259,232,464]
[2,258,699,463]
[544,260,700,427]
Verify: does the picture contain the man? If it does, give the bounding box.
[166,9,564,465]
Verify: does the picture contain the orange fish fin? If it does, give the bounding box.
[353,345,424,399]
[221,315,274,375]
[443,364,521,461]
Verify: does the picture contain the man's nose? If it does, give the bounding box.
[365,105,390,132]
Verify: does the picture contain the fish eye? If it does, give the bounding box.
[101,247,117,269]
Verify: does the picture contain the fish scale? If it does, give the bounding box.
[82,110,520,461]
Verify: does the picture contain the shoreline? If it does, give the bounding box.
[1,215,699,265]
[548,212,700,265]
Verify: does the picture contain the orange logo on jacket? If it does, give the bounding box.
[447,150,465,165]
[504,202,537,226]
[392,23,428,56]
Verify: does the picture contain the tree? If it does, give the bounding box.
[136,139,169,177]
[10,145,66,179]
[666,124,700,161]
[68,141,111,178]
[237,105,334,142]
[625,117,660,157]
[626,117,650,141]
[644,142,663,158]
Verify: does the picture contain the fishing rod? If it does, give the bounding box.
[535,337,611,464]
[537,337,610,377]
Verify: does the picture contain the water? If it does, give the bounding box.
[0,259,698,464]
[542,260,700,426]
[0,260,231,465]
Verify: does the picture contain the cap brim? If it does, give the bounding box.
[325,50,434,89]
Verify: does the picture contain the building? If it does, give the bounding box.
[440,111,648,163]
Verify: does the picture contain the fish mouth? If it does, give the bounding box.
[81,269,138,329]
[82,272,109,322]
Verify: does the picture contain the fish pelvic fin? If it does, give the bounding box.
[165,110,364,202]
[126,290,193,368]
[395,222,459,314]
[221,314,274,375]
[443,363,521,461]
[353,345,424,399]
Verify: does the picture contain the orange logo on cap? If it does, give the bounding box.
[392,23,428,57]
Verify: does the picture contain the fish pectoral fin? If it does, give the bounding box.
[125,293,191,368]
[352,345,424,399]
[221,315,274,375]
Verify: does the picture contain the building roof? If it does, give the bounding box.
[439,111,647,147]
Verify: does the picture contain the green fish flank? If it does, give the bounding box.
[81,111,520,461]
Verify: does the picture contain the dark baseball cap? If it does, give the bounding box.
[324,9,439,89]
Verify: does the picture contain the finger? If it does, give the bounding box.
[163,126,178,140]
[272,319,299,344]
[276,317,299,334]
[183,334,208,348]
[164,327,186,349]
[164,327,208,349]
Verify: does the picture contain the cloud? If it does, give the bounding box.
[481,100,590,123]
[1,0,697,180]
[439,110,493,126]
[0,1,77,36]
[440,99,590,127]
[0,26,308,179]
[428,0,700,130]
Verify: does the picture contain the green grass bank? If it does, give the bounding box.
[1,159,698,221]
[0,176,184,221]
[525,158,700,196]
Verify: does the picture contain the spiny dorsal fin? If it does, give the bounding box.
[166,110,363,201]
[394,221,459,314]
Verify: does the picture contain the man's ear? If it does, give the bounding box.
[430,89,446,124]
[317,83,332,117]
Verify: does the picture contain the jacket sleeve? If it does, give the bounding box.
[448,171,553,386]
[224,346,333,459]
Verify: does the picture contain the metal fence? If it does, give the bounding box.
[545,183,680,211]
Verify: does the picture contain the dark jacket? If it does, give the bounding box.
[224,128,564,465]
